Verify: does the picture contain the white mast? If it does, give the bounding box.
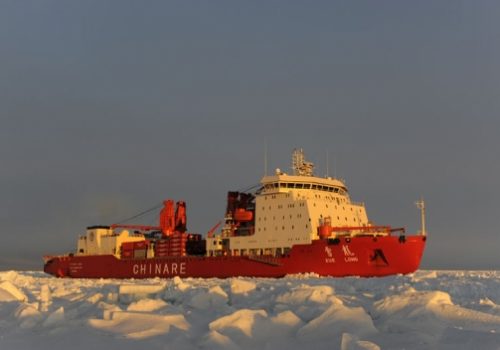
[264,142,268,176]
[415,198,427,236]
[326,150,329,178]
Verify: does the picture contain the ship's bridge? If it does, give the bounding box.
[259,173,348,197]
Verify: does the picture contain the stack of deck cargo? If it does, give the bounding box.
[186,233,205,255]
[133,241,148,259]
[169,232,188,256]
[153,232,192,257]
[154,239,170,257]
[121,241,148,259]
[121,242,134,258]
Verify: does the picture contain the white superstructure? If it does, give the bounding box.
[76,226,146,258]
[206,149,373,257]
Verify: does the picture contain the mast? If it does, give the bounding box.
[415,198,426,236]
[292,148,314,176]
[264,142,268,176]
[326,150,329,178]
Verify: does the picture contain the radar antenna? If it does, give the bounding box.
[292,148,314,176]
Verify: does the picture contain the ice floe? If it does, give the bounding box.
[0,270,499,349]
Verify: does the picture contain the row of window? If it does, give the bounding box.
[264,192,348,204]
[263,182,347,195]
[263,202,360,213]
[258,215,359,228]
[257,224,309,232]
[259,213,304,221]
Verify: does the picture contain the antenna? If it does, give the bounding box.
[415,198,427,236]
[264,142,268,176]
[333,154,336,179]
[326,150,329,178]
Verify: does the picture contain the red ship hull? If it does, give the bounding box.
[44,235,426,279]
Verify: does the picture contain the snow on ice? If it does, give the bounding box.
[0,270,499,349]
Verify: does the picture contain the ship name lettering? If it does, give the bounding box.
[344,256,359,263]
[133,262,187,276]
[342,245,355,257]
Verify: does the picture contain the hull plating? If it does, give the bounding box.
[44,235,426,279]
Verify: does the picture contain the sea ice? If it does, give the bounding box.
[0,270,499,349]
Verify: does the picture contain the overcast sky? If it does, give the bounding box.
[1,1,499,270]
